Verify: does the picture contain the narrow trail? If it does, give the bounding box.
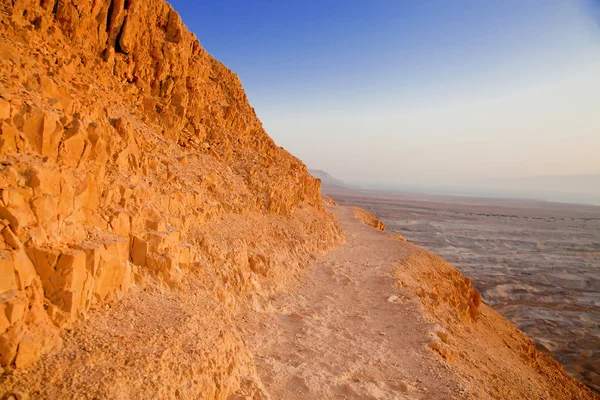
[241,206,467,399]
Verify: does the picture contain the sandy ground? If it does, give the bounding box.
[240,205,466,399]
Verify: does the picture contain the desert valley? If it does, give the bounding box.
[324,184,600,393]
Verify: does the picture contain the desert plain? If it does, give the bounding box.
[325,185,600,392]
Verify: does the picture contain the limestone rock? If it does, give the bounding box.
[130,236,148,267]
[0,0,342,387]
[0,327,21,367]
[387,295,400,304]
[0,99,10,120]
[21,108,62,159]
[248,254,270,277]
[0,252,17,293]
[5,291,28,325]
[352,207,386,231]
[14,334,39,369]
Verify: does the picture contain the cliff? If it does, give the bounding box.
[0,1,596,399]
[0,0,342,397]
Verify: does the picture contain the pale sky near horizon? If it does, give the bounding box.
[169,0,600,189]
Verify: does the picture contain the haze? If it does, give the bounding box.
[170,0,600,204]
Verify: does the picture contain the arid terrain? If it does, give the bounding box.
[325,186,600,392]
[0,1,598,398]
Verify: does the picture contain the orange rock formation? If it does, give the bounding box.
[352,206,386,231]
[0,0,341,389]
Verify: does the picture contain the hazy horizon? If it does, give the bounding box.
[170,0,600,202]
[312,168,600,206]
[355,180,600,207]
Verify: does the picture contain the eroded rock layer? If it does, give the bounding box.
[0,0,342,396]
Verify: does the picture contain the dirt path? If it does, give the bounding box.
[240,205,467,399]
[3,204,592,399]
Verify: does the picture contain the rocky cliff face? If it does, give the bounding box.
[0,0,342,394]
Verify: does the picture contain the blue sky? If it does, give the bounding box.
[169,0,600,194]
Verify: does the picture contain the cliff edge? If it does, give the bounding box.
[240,203,597,400]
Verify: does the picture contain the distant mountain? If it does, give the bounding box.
[309,169,358,189]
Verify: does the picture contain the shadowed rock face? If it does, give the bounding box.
[0,0,342,391]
